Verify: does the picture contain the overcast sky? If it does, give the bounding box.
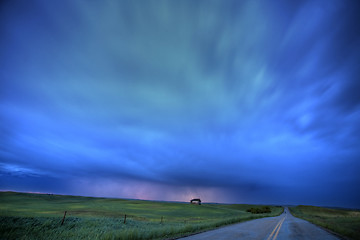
[1,0,360,208]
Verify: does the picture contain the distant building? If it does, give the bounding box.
[190,198,201,205]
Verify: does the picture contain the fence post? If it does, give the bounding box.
[124,214,127,224]
[61,211,67,225]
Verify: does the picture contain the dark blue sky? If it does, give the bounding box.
[1,0,360,208]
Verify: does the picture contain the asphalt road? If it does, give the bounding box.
[178,207,340,240]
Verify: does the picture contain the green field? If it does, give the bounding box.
[289,205,360,240]
[0,192,283,240]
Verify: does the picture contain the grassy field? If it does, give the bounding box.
[0,191,283,240]
[289,205,360,240]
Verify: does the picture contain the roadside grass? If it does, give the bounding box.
[0,191,283,239]
[289,205,360,240]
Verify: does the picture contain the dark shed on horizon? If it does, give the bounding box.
[190,198,201,205]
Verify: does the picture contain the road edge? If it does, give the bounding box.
[287,207,349,240]
[169,207,284,240]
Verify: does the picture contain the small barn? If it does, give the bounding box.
[190,198,201,205]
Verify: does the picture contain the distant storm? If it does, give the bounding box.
[1,0,360,208]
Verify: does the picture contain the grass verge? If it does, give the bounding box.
[289,205,360,240]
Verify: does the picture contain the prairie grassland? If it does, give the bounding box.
[0,191,283,240]
[289,205,360,240]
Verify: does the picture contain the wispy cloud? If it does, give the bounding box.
[1,0,360,208]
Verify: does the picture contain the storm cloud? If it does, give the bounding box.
[1,0,360,208]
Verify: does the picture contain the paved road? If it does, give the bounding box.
[179,207,340,240]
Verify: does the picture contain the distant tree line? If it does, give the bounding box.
[246,206,271,214]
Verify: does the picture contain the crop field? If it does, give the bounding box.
[0,192,283,240]
[289,205,360,240]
